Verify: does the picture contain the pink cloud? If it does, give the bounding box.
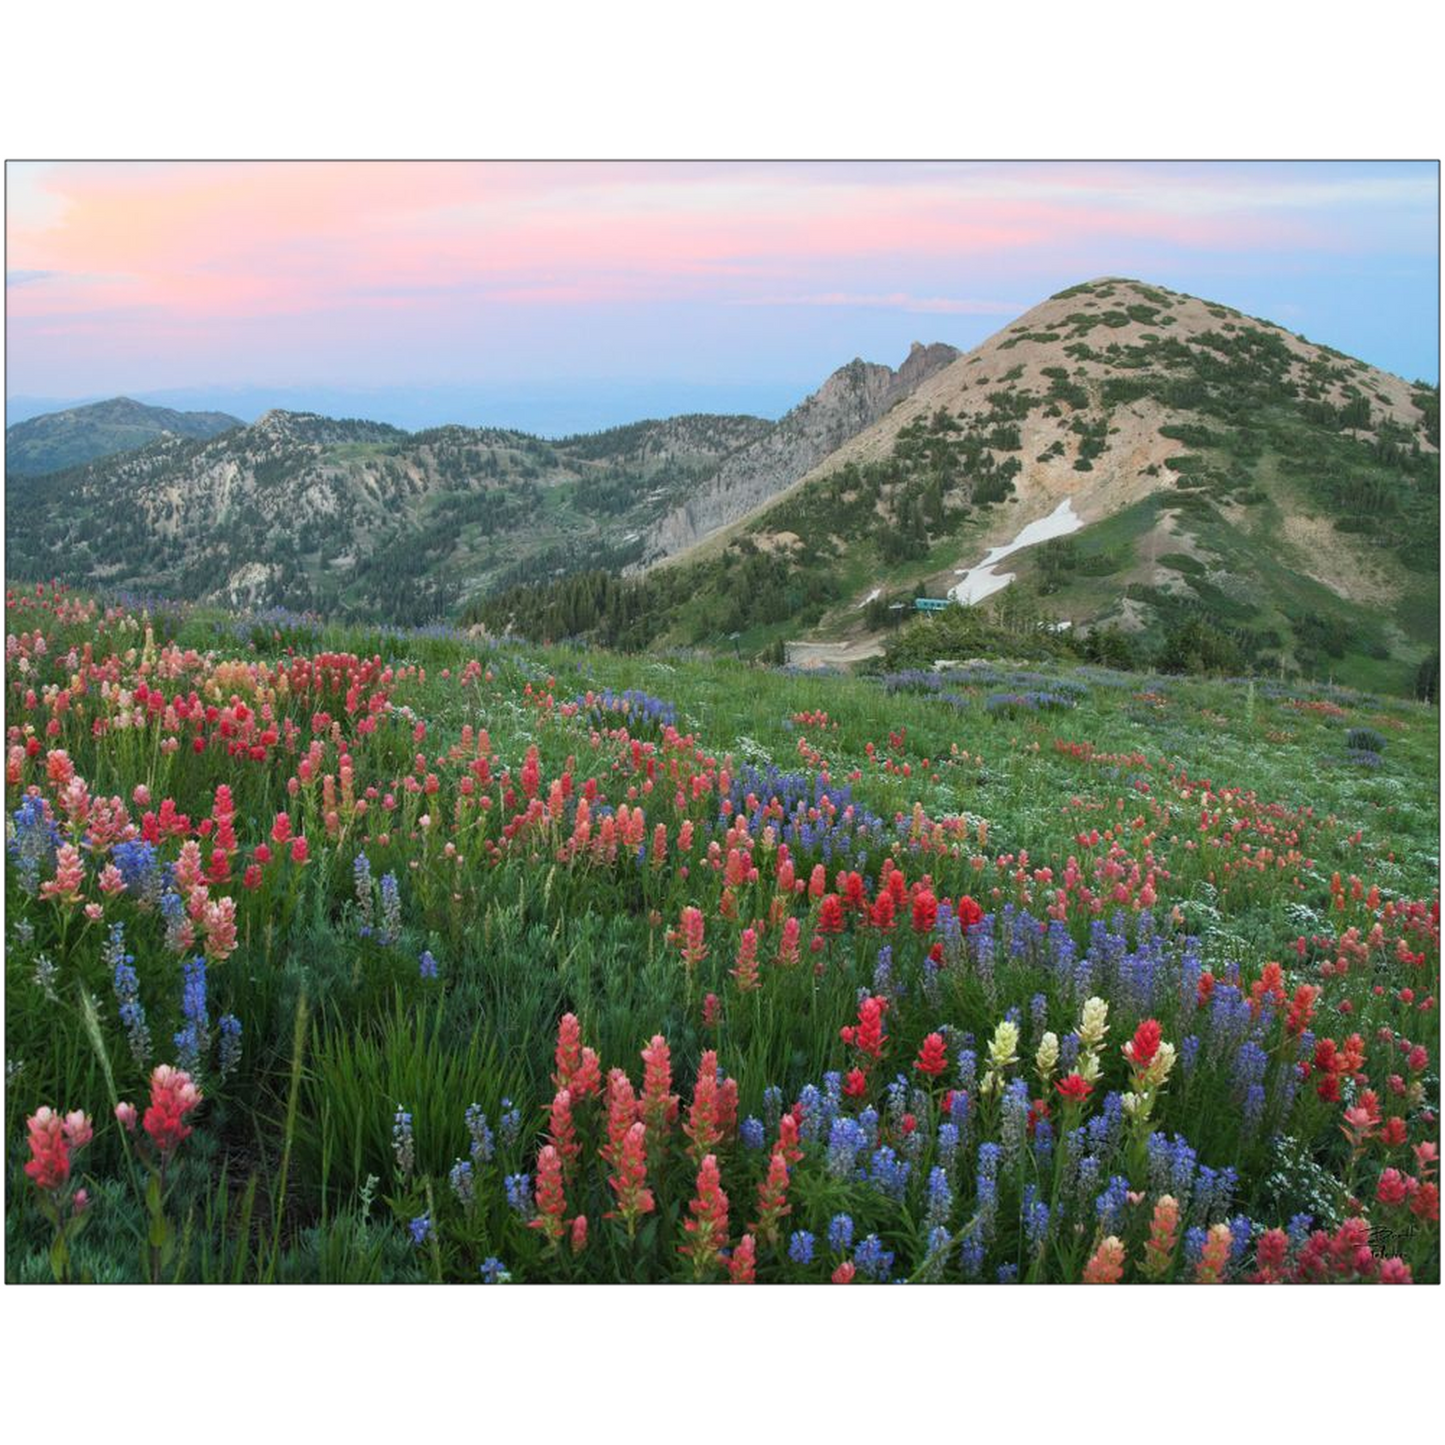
[7,161,1433,398]
[8,161,1317,330]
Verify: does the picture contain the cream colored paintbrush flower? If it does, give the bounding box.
[1078,997,1109,1052]
[1035,1031,1059,1083]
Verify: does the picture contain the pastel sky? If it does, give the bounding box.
[6,160,1439,432]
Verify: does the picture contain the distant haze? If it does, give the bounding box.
[5,380,800,436]
[7,161,1439,427]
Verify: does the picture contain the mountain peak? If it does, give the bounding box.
[5,396,242,477]
[637,340,960,564]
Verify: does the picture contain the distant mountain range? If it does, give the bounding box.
[6,278,1439,693]
[4,341,949,623]
[5,397,243,476]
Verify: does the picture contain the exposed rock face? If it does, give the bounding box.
[635,341,959,564]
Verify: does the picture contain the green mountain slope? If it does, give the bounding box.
[4,341,959,627]
[472,279,1438,693]
[5,409,772,624]
[5,396,243,476]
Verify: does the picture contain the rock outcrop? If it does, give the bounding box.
[635,341,959,564]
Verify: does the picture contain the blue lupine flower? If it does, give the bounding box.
[976,1154,1001,1238]
[108,923,152,1067]
[1075,1154,1102,1216]
[959,1227,985,1278]
[936,1121,960,1172]
[573,688,678,734]
[1287,1213,1314,1248]
[721,764,887,867]
[173,956,209,1075]
[217,1014,242,1080]
[498,1098,521,1148]
[8,795,59,894]
[853,1234,894,1281]
[1170,1138,1198,1204]
[827,1214,854,1253]
[449,1159,475,1207]
[1033,1118,1054,1172]
[479,1257,510,1283]
[1233,1040,1269,1091]
[925,1225,952,1268]
[925,1166,953,1230]
[973,927,997,985]
[1228,1215,1253,1263]
[408,1214,432,1246]
[885,1075,909,1136]
[1207,986,1253,1065]
[922,956,942,1009]
[955,1049,977,1094]
[504,1173,534,1218]
[872,946,895,999]
[418,949,438,980]
[935,902,964,967]
[1210,1167,1239,1218]
[1243,1083,1266,1136]
[1180,1034,1200,1079]
[1000,1078,1030,1166]
[1095,1174,1130,1234]
[112,839,161,901]
[867,1145,910,1203]
[353,852,374,936]
[1059,1032,1081,1071]
[1183,1226,1207,1271]
[761,1085,783,1132]
[377,872,402,947]
[1186,1166,1218,1226]
[826,1117,865,1180]
[948,1089,970,1135]
[797,1084,824,1143]
[159,887,188,952]
[1031,992,1048,1031]
[739,1116,765,1151]
[996,1263,1019,1283]
[852,1105,877,1152]
[788,1230,816,1265]
[902,1121,925,1170]
[392,1106,415,1178]
[465,1104,495,1164]
[1022,1185,1050,1255]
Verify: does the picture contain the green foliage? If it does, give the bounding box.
[1156,617,1245,677]
[1416,649,1440,704]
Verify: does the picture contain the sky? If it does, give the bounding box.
[6,160,1439,433]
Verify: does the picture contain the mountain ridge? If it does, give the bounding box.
[4,342,952,623]
[470,277,1438,694]
[636,341,960,564]
[5,396,244,476]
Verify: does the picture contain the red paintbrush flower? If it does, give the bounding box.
[915,1032,948,1077]
[1123,1018,1161,1071]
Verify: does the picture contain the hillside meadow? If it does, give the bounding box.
[5,583,1439,1283]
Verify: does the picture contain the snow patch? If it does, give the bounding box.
[949,498,1082,606]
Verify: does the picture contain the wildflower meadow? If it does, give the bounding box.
[5,582,1439,1285]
